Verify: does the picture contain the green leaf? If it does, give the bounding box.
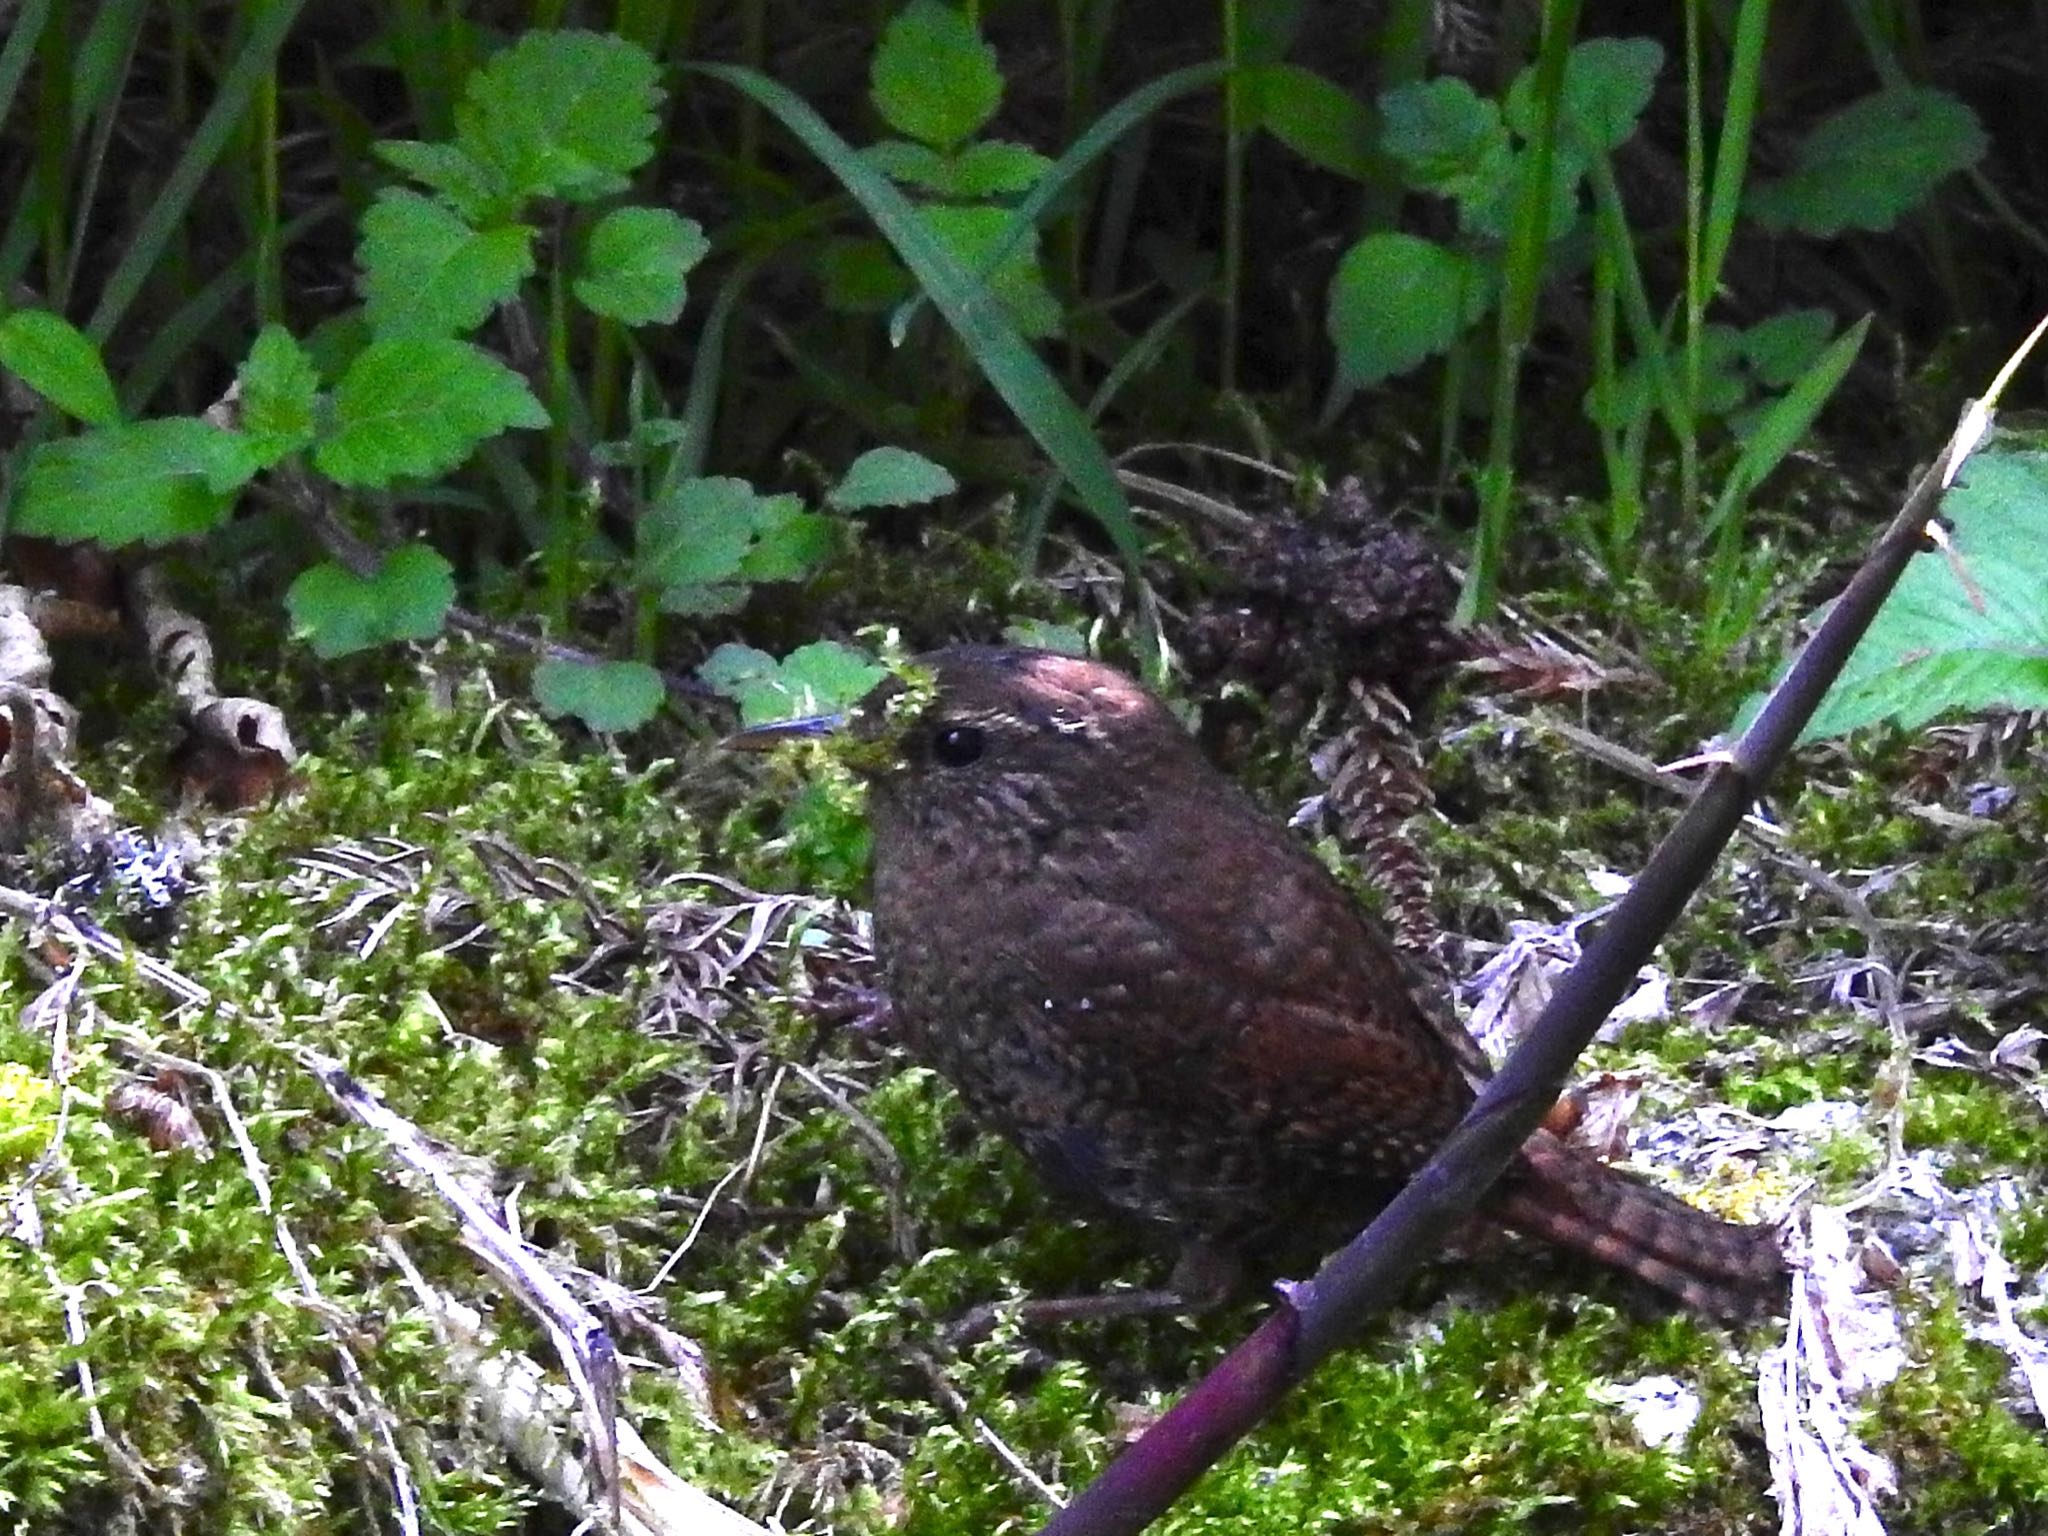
[373,139,506,223]
[1738,308,1837,390]
[701,640,887,727]
[573,206,710,326]
[1327,233,1492,389]
[919,203,1063,339]
[453,30,663,206]
[862,139,954,189]
[636,477,832,604]
[1001,618,1088,655]
[636,475,758,592]
[284,544,455,658]
[1762,447,2048,741]
[315,337,548,488]
[359,189,535,338]
[864,138,1051,197]
[532,657,666,733]
[1714,313,1868,514]
[1747,86,1986,236]
[1380,76,1512,200]
[870,0,1003,150]
[0,309,120,425]
[738,496,837,582]
[815,238,916,313]
[940,140,1051,196]
[16,419,255,546]
[1240,64,1378,182]
[236,324,320,467]
[1508,36,1662,154]
[829,446,957,509]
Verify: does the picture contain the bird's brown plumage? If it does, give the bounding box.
[861,646,1784,1315]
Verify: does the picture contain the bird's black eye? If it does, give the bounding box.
[930,723,986,767]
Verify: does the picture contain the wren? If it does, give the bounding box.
[838,646,1783,1316]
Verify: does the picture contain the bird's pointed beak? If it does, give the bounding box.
[721,713,845,751]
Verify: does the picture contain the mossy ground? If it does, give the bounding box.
[1,611,2044,1534]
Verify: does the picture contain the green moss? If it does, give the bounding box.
[1905,1072,2048,1182]
[1881,1302,2048,1533]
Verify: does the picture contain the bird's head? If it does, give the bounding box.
[730,646,1195,844]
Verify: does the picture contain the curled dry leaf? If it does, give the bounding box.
[130,565,299,808]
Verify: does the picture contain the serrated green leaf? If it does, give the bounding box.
[1241,64,1378,182]
[1755,448,2048,741]
[16,419,254,545]
[942,140,1051,196]
[1384,77,1515,202]
[814,238,916,313]
[284,544,455,658]
[315,337,548,488]
[870,0,1003,150]
[1747,86,1986,236]
[236,324,320,466]
[1508,36,1662,154]
[862,139,954,189]
[1380,77,1512,206]
[739,497,836,581]
[863,138,1050,197]
[17,421,253,548]
[532,657,665,733]
[1001,618,1089,655]
[454,31,662,205]
[0,309,120,425]
[829,446,957,509]
[359,189,535,338]
[702,640,886,726]
[573,206,709,326]
[919,203,1062,339]
[373,139,507,222]
[636,475,757,592]
[698,642,778,698]
[1327,233,1492,388]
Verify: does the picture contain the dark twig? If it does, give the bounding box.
[1038,392,2001,1536]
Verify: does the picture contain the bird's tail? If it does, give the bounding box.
[1495,1131,1787,1318]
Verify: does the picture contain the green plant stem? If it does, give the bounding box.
[544,233,573,627]
[1679,0,1703,522]
[1218,0,1242,393]
[252,4,284,325]
[1588,236,1640,567]
[1459,0,1584,624]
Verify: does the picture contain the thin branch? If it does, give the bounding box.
[1037,380,1999,1536]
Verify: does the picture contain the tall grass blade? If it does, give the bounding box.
[86,0,311,342]
[688,60,1141,564]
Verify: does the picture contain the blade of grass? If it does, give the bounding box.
[120,200,342,412]
[688,60,1141,564]
[1020,283,1208,552]
[1460,0,1584,623]
[57,0,152,310]
[86,0,311,343]
[886,60,1229,344]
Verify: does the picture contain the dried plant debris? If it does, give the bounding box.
[130,564,298,809]
[0,582,114,854]
[1179,476,1466,707]
[1762,1205,1904,1536]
